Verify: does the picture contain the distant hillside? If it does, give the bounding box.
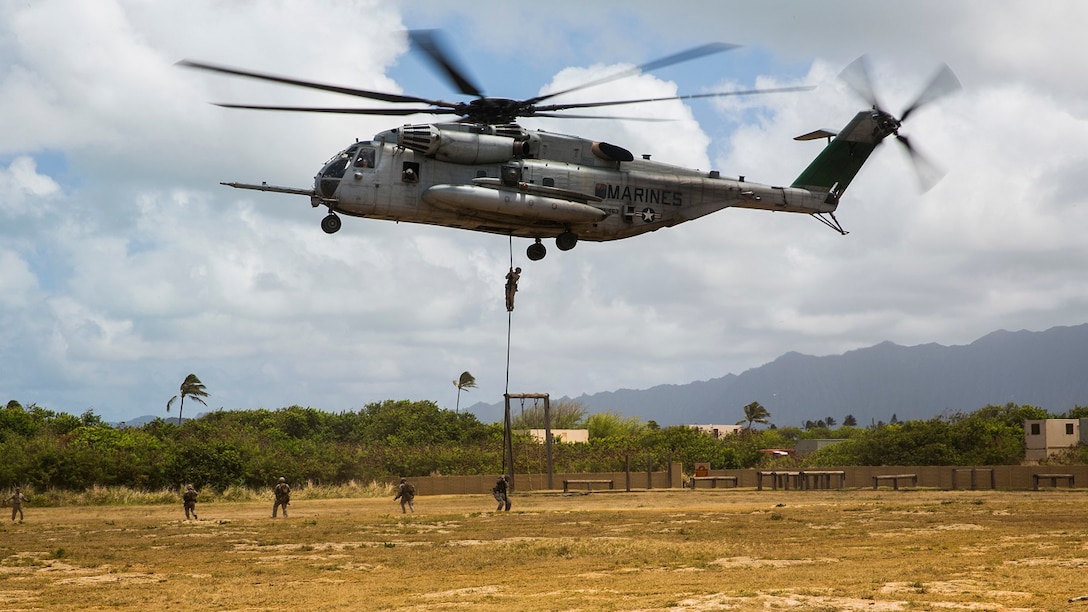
[111,413,204,428]
[465,324,1088,427]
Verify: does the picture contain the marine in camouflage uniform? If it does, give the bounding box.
[492,476,511,511]
[272,477,290,518]
[393,478,415,513]
[183,484,198,520]
[6,487,27,522]
[505,267,521,312]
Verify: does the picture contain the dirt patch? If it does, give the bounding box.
[1004,557,1088,568]
[232,541,369,552]
[53,572,164,586]
[671,592,909,610]
[421,585,502,598]
[709,556,839,568]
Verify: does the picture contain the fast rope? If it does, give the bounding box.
[502,235,514,476]
[505,235,513,396]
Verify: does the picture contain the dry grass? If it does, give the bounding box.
[1,488,1087,610]
[29,480,396,507]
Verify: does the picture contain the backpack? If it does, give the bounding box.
[183,490,197,503]
[404,482,416,496]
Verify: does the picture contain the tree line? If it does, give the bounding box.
[1,399,1086,492]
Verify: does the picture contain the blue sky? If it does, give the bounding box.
[2,0,1087,425]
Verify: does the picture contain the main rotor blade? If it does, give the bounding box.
[839,55,882,111]
[178,59,453,108]
[211,103,458,116]
[531,112,670,122]
[532,85,814,113]
[900,63,962,122]
[408,29,485,98]
[527,42,739,105]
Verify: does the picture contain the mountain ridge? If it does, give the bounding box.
[466,323,1088,426]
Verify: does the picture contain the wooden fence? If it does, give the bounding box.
[399,464,1088,495]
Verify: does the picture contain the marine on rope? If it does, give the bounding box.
[505,266,521,312]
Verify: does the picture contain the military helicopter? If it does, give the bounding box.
[180,32,960,261]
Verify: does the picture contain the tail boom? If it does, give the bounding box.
[790,110,892,199]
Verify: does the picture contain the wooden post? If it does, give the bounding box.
[503,394,514,491]
[647,456,654,489]
[505,393,550,490]
[543,395,553,490]
[625,455,631,492]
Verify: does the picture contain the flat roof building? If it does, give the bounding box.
[688,424,743,439]
[1024,419,1088,461]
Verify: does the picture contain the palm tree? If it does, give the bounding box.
[166,373,209,426]
[452,371,476,412]
[736,401,771,430]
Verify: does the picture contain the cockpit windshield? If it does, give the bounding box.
[321,143,362,178]
[317,143,365,198]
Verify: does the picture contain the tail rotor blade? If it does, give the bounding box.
[839,55,882,110]
[900,63,962,122]
[840,55,961,192]
[895,134,946,192]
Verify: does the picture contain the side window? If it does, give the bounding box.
[354,148,376,169]
[475,170,487,178]
[1030,423,1041,435]
[543,177,555,187]
[401,161,420,183]
[1067,423,1075,435]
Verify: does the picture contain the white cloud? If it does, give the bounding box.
[1,0,1086,423]
[0,156,60,215]
[527,65,712,170]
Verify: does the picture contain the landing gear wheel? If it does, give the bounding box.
[321,213,342,234]
[556,231,578,251]
[526,240,547,261]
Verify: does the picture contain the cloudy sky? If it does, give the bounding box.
[2,1,1086,425]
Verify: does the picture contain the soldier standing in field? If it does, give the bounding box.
[393,478,416,513]
[492,475,511,511]
[182,484,199,520]
[5,487,27,522]
[272,477,291,518]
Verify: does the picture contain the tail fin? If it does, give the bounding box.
[790,110,888,202]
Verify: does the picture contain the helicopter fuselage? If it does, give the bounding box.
[230,122,838,259]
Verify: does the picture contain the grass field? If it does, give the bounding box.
[2,488,1087,610]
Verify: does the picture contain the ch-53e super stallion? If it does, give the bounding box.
[180,32,959,261]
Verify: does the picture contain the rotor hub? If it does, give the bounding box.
[457,98,532,124]
[871,108,902,138]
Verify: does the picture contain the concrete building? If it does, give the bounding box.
[1023,419,1088,461]
[688,424,743,439]
[526,429,589,443]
